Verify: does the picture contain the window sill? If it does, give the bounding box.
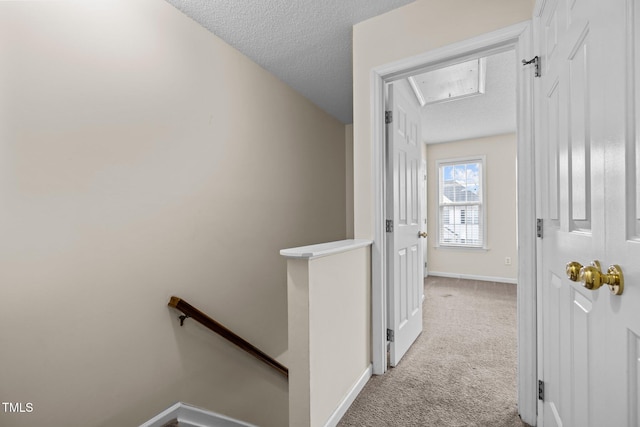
[434,245,489,252]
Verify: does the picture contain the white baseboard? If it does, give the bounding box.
[143,365,373,427]
[139,402,257,427]
[428,271,517,284]
[323,364,372,427]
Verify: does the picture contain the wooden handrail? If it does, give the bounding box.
[168,296,288,379]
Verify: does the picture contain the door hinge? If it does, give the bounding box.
[385,110,393,124]
[387,328,394,342]
[537,218,543,238]
[538,380,545,401]
[522,56,541,78]
[386,219,394,233]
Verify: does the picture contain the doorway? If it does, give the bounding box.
[370,21,537,425]
[418,50,518,283]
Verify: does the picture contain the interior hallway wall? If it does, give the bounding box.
[0,1,346,426]
[426,133,518,282]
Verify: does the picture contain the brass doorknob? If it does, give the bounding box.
[418,231,428,238]
[565,260,624,295]
[566,261,583,281]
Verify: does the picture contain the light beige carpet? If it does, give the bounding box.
[338,276,530,427]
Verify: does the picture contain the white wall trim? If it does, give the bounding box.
[372,21,532,81]
[371,66,387,376]
[139,402,257,427]
[323,364,372,427]
[514,19,538,427]
[369,20,537,425]
[428,271,517,284]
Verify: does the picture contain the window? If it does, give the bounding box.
[437,157,485,248]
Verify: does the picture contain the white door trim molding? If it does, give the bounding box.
[369,20,537,425]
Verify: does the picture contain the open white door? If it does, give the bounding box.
[535,0,640,425]
[422,158,428,279]
[386,80,424,367]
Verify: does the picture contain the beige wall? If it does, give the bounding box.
[353,0,534,238]
[345,124,355,238]
[287,247,371,427]
[0,1,346,426]
[426,134,518,281]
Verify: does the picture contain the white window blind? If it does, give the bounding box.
[438,158,484,247]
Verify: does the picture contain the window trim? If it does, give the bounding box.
[435,155,487,250]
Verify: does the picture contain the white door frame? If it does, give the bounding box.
[369,21,537,425]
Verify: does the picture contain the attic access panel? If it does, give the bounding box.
[408,58,486,106]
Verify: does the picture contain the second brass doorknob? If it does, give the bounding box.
[566,261,582,281]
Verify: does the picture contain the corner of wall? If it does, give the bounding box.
[346,124,355,239]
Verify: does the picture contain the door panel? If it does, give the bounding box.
[546,79,561,223]
[541,273,562,427]
[545,5,559,69]
[568,29,590,229]
[571,289,591,426]
[629,330,640,427]
[387,80,423,367]
[536,0,640,425]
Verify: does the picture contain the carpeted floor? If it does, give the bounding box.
[338,276,530,427]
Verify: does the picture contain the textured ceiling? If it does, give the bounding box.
[164,0,415,124]
[419,49,516,144]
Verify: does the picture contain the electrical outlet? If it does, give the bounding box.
[505,257,512,265]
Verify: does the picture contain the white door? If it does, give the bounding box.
[535,0,640,425]
[386,80,424,367]
[422,158,428,278]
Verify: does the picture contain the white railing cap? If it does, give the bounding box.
[280,239,372,260]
